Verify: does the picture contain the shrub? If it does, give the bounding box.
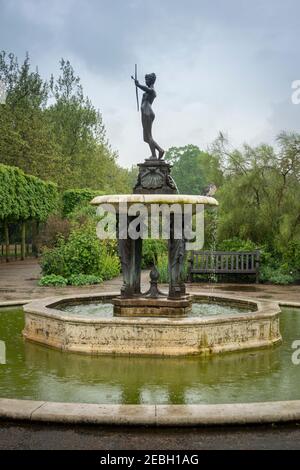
[156,254,169,283]
[40,222,121,280]
[142,239,168,268]
[38,275,68,287]
[282,240,300,272]
[38,214,71,248]
[68,274,102,286]
[218,237,257,252]
[99,252,121,280]
[156,253,189,284]
[41,223,103,277]
[41,239,68,276]
[260,266,296,285]
[62,188,105,217]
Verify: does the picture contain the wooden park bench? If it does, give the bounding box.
[187,250,260,283]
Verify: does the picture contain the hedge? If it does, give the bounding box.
[62,188,105,217]
[0,164,58,222]
[0,164,58,260]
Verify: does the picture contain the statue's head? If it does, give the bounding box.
[145,73,156,86]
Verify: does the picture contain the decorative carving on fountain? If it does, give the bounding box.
[134,159,178,195]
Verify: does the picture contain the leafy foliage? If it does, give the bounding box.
[38,274,68,287]
[156,254,169,283]
[0,164,58,222]
[62,188,105,217]
[259,266,296,285]
[37,214,71,248]
[217,237,257,252]
[40,221,120,280]
[142,239,168,268]
[165,144,223,194]
[38,273,102,286]
[0,52,132,192]
[67,274,102,286]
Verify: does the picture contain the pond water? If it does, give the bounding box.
[0,307,299,405]
[59,302,248,318]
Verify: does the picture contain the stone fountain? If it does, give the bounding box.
[23,71,281,356]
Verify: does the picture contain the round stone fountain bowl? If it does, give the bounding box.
[23,293,281,356]
[90,193,219,210]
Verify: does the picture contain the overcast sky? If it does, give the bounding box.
[1,0,300,167]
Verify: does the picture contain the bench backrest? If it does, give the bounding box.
[188,250,260,274]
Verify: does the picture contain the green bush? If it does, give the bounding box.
[0,164,58,222]
[142,239,168,268]
[217,237,257,252]
[260,266,296,285]
[156,254,169,283]
[156,253,189,284]
[38,215,71,249]
[38,274,68,286]
[41,238,68,276]
[282,240,300,272]
[41,224,102,277]
[62,188,105,217]
[99,252,121,280]
[40,222,120,280]
[68,274,102,286]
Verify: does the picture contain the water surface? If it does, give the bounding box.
[59,301,248,318]
[0,307,299,405]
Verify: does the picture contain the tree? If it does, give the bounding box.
[0,52,132,193]
[0,51,59,180]
[165,144,223,194]
[212,133,300,258]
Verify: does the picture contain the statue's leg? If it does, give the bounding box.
[152,139,165,159]
[149,140,157,159]
[143,113,157,159]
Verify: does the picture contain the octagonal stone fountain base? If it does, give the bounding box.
[23,293,282,357]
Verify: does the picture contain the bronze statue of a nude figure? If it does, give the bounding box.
[131,73,165,160]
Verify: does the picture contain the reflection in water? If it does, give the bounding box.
[0,308,300,404]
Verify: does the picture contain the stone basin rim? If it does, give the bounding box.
[91,194,219,206]
[1,398,300,426]
[23,292,281,325]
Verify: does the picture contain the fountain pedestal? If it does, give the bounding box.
[113,296,192,318]
[133,159,177,194]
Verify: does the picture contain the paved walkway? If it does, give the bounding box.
[1,421,300,450]
[0,258,299,303]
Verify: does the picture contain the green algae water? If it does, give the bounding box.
[0,307,299,405]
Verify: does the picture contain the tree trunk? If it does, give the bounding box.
[4,221,9,263]
[21,221,26,261]
[32,220,40,258]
